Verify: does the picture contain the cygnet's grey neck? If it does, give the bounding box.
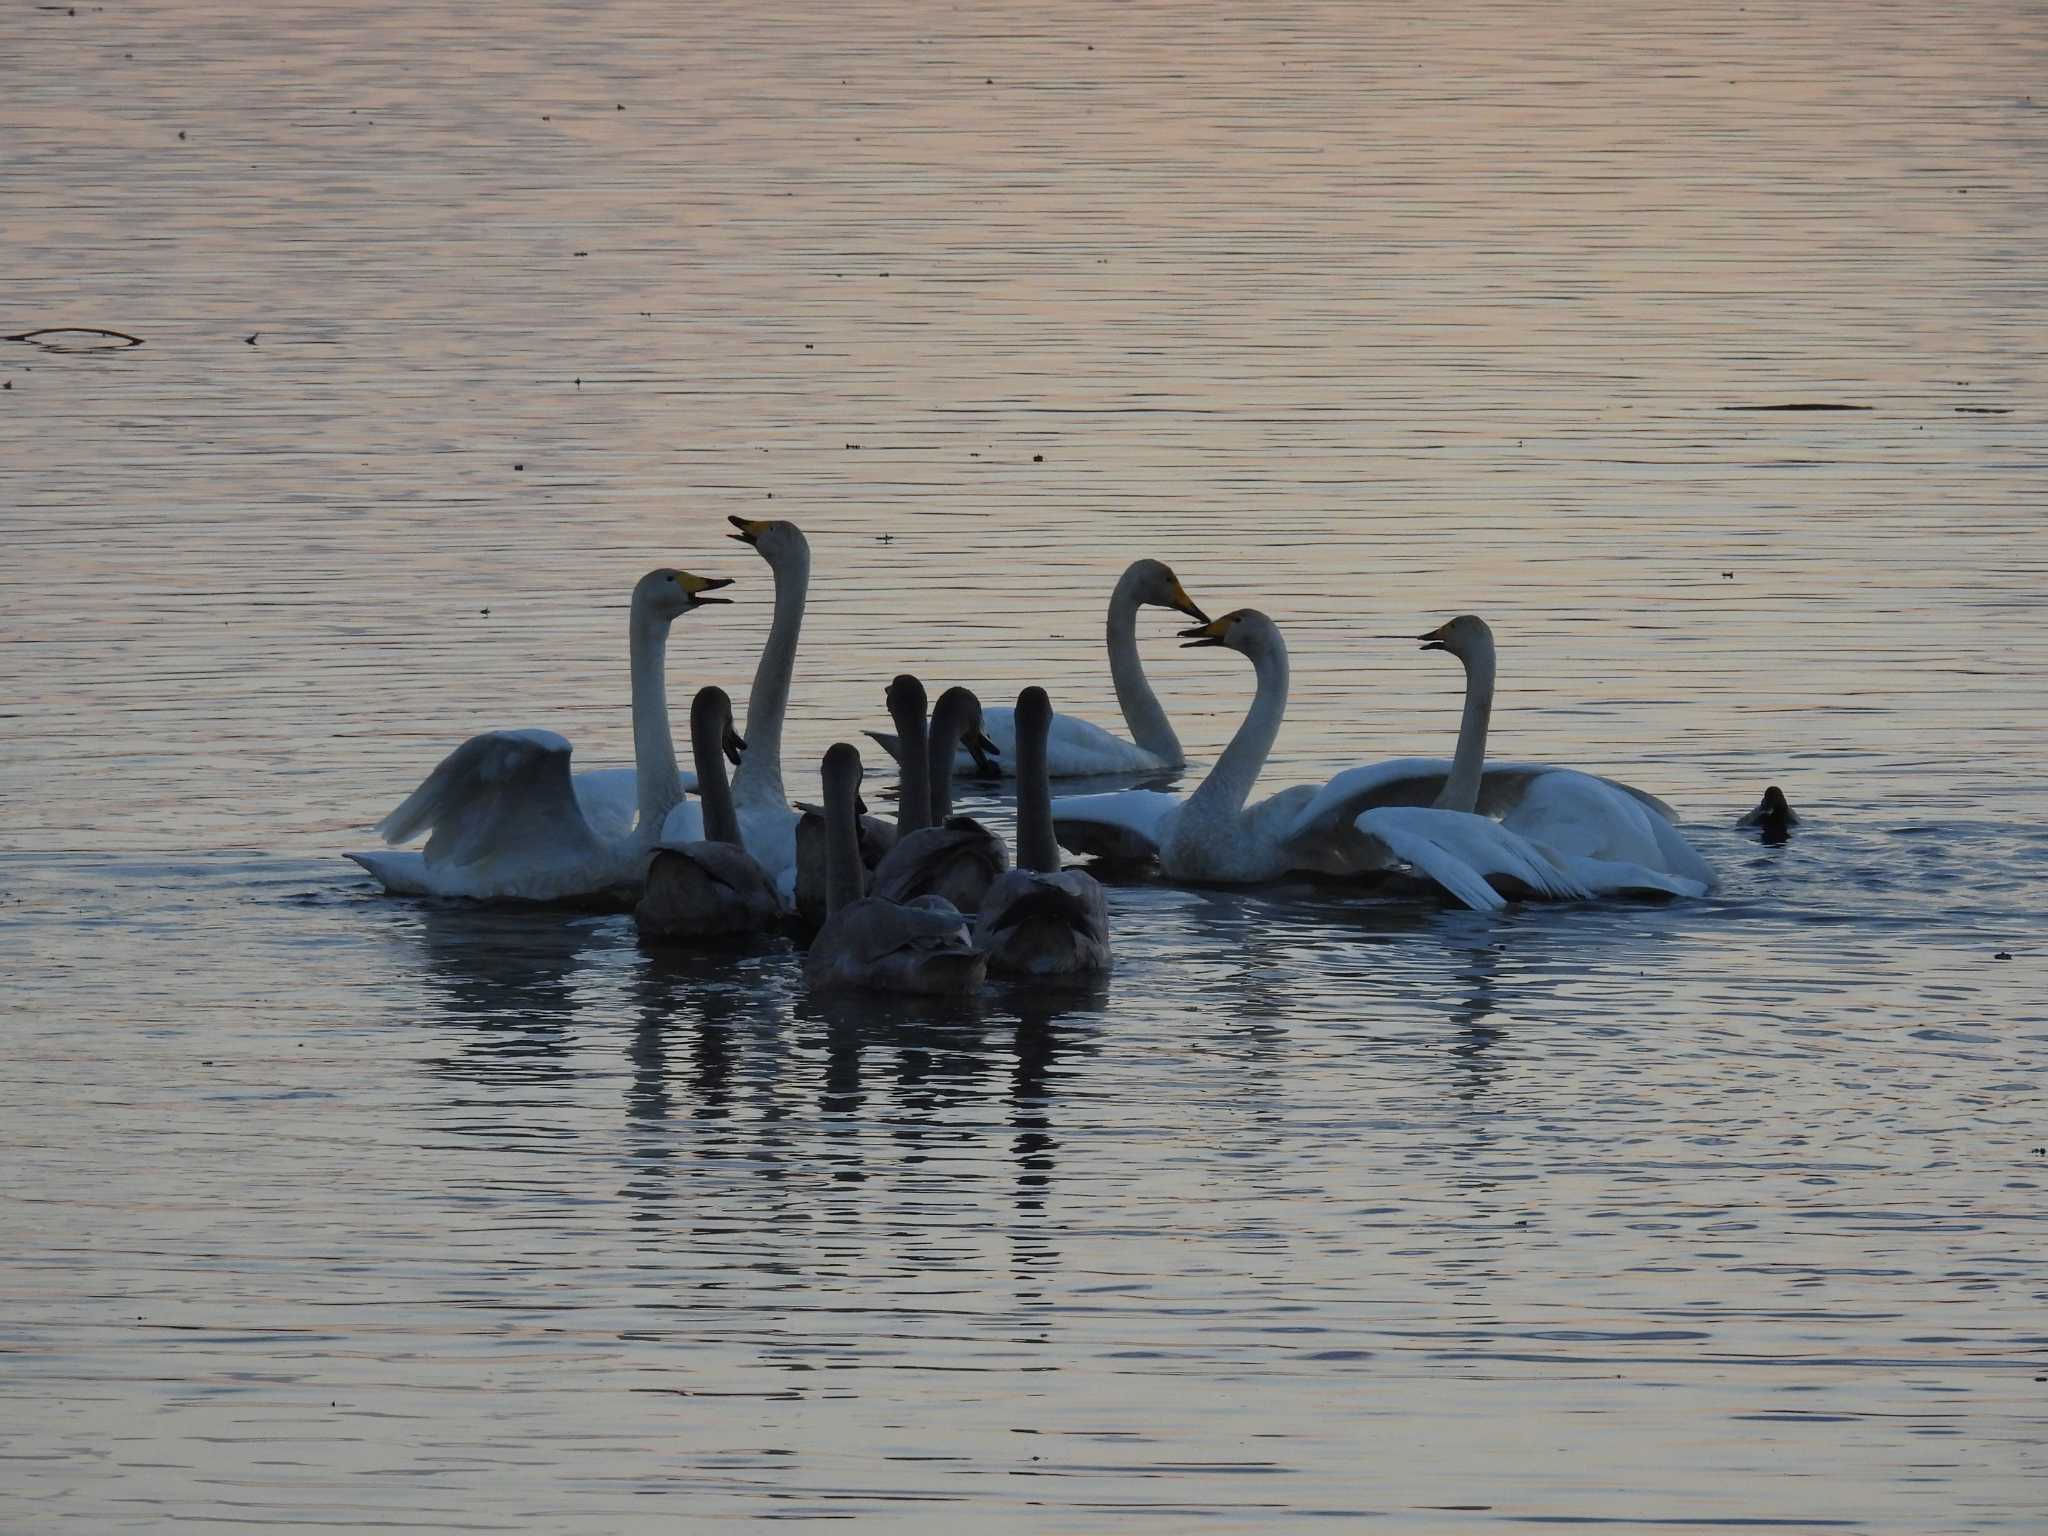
[691,699,742,847]
[925,693,977,823]
[890,681,932,837]
[821,750,865,915]
[1014,701,1060,874]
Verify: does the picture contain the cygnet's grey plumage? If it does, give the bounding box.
[803,743,987,995]
[973,687,1112,978]
[871,686,1010,914]
[636,687,782,939]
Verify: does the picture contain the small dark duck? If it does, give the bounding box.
[1738,785,1800,843]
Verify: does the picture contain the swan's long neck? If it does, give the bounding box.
[1106,568,1182,762]
[1434,636,1496,814]
[824,771,864,915]
[894,701,932,837]
[1187,628,1288,819]
[692,724,742,848]
[731,541,808,808]
[1016,715,1059,874]
[628,610,684,835]
[927,707,963,824]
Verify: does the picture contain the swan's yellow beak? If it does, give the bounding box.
[1179,614,1233,649]
[1419,621,1452,652]
[680,572,734,603]
[728,516,772,545]
[1166,574,1211,625]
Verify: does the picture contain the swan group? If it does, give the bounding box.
[353,516,1729,991]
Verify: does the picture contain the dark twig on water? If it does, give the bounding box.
[6,327,145,349]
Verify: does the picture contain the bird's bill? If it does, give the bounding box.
[681,573,734,603]
[1179,615,1231,648]
[1418,621,1452,651]
[723,725,746,765]
[728,515,772,545]
[1166,576,1211,625]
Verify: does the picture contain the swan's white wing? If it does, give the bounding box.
[1281,758,1460,850]
[1499,771,1713,888]
[374,729,601,869]
[572,766,699,843]
[1359,808,1597,909]
[1283,758,1680,856]
[1553,853,1709,900]
[1050,789,1180,863]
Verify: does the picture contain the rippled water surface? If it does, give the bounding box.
[4,0,2045,1528]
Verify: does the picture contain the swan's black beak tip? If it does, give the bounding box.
[723,728,746,766]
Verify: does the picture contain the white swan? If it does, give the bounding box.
[1339,616,1714,909]
[724,515,810,899]
[1052,610,1328,882]
[866,558,1211,777]
[1259,618,1710,882]
[349,568,733,901]
[634,687,782,939]
[871,685,1011,913]
[974,687,1112,977]
[803,744,988,995]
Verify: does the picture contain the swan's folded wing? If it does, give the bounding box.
[375,728,595,868]
[1644,815,1718,891]
[830,896,976,964]
[1358,808,1596,910]
[1556,853,1709,900]
[1283,758,1677,854]
[873,823,1008,903]
[1050,789,1178,862]
[976,869,1109,939]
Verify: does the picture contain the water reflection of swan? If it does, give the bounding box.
[403,903,608,1089]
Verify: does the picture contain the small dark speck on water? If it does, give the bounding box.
[1957,406,2012,414]
[1993,950,2012,960]
[573,250,588,257]
[878,534,894,544]
[1722,571,1734,578]
[177,130,186,139]
[479,608,490,616]
[513,463,523,471]
[245,332,259,345]
[616,103,624,111]
[1033,454,1044,462]
[2,381,10,389]
[574,377,580,386]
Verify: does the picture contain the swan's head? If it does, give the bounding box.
[886,673,928,728]
[1178,608,1274,654]
[1130,559,1211,623]
[636,567,734,619]
[931,686,1000,767]
[689,687,747,767]
[1418,614,1493,660]
[1015,685,1053,735]
[1740,784,1799,836]
[728,516,808,566]
[822,741,864,803]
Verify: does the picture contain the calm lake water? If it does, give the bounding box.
[4,0,2045,1528]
